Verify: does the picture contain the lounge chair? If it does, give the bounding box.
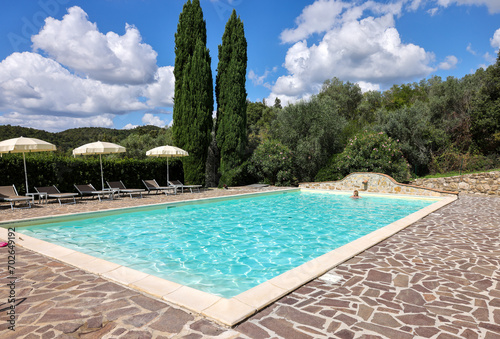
[142,179,176,195]
[168,180,202,193]
[74,184,116,202]
[35,186,78,205]
[0,185,32,209]
[107,181,145,198]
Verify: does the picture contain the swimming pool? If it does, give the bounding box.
[15,189,437,298]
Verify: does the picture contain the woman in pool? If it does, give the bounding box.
[350,190,361,199]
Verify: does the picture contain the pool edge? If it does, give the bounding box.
[0,191,457,327]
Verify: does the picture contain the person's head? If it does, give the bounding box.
[353,190,359,196]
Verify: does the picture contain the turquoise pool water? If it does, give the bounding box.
[16,190,436,298]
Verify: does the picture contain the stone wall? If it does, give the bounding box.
[299,172,457,197]
[411,171,500,196]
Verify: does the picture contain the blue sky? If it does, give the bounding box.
[0,0,499,132]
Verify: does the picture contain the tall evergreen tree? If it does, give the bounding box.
[173,0,213,185]
[215,9,248,185]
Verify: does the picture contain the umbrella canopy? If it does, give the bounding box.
[146,145,188,182]
[73,141,126,190]
[0,137,57,193]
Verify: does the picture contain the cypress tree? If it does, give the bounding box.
[179,39,214,184]
[173,0,213,185]
[215,9,248,185]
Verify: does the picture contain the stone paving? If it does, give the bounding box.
[0,191,499,338]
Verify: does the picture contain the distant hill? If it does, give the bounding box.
[0,124,165,154]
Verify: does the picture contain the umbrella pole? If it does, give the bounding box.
[167,158,169,183]
[23,152,29,194]
[100,154,105,191]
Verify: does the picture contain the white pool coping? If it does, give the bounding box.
[0,189,457,326]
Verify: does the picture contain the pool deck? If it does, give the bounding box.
[0,189,499,338]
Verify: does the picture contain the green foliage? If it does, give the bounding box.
[382,82,428,111]
[173,0,213,185]
[272,95,346,182]
[428,148,500,175]
[218,160,255,187]
[175,38,214,185]
[0,153,183,195]
[216,9,248,181]
[0,125,146,155]
[470,51,500,154]
[357,90,383,125]
[120,127,173,159]
[317,78,363,120]
[376,102,447,176]
[246,101,279,152]
[316,132,411,183]
[248,140,296,186]
[173,0,207,101]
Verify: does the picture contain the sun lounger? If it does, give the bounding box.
[0,185,32,209]
[74,184,116,202]
[107,180,145,198]
[168,180,202,193]
[142,179,176,195]
[35,186,77,205]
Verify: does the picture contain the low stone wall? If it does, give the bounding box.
[300,172,457,197]
[411,171,500,196]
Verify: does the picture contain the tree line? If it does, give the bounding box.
[2,0,498,189]
[245,56,500,185]
[171,0,498,187]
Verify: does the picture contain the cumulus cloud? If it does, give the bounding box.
[490,28,500,50]
[268,1,435,103]
[356,81,381,92]
[32,6,158,85]
[142,113,167,127]
[0,52,147,117]
[0,111,114,133]
[439,55,458,70]
[0,6,174,132]
[143,66,175,107]
[435,0,500,14]
[123,123,138,130]
[280,0,346,43]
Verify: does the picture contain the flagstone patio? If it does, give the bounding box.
[0,190,499,338]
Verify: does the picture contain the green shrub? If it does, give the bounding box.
[248,140,296,186]
[429,148,500,174]
[0,153,184,194]
[316,132,411,183]
[218,160,256,187]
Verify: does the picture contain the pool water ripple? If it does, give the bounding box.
[17,191,435,298]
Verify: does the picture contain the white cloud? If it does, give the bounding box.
[407,0,423,11]
[439,55,458,70]
[490,28,500,50]
[123,123,138,130]
[142,113,167,127]
[0,52,148,117]
[356,81,381,92]
[427,7,439,15]
[466,43,477,55]
[280,0,346,43]
[435,0,500,14]
[0,6,175,132]
[143,66,175,107]
[0,111,114,133]
[269,2,435,103]
[248,68,277,89]
[483,52,496,64]
[32,6,158,85]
